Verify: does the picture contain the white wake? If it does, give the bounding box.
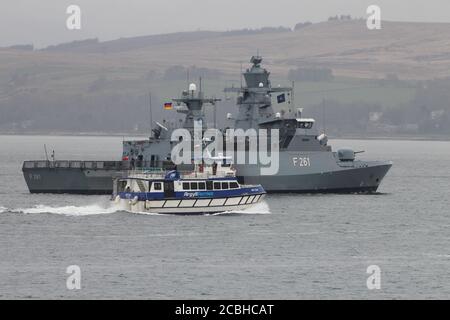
[212,200,271,215]
[2,200,271,216]
[9,203,125,216]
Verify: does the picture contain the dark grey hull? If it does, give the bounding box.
[23,162,392,194]
[23,167,119,194]
[237,164,392,194]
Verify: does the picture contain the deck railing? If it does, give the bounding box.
[128,168,236,180]
[23,160,127,170]
[22,160,236,179]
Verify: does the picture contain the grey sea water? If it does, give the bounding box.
[0,134,449,299]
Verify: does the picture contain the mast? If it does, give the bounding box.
[149,91,153,136]
[172,82,221,132]
[224,55,293,129]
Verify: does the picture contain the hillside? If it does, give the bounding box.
[1,20,450,135]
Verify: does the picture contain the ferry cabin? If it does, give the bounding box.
[115,175,265,210]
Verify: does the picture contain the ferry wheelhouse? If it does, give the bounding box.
[112,156,266,214]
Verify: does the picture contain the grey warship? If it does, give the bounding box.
[22,56,392,194]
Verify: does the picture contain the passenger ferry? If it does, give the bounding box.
[112,156,266,214]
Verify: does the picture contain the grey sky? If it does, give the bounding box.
[1,0,450,48]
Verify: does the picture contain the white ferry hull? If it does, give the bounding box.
[116,194,265,214]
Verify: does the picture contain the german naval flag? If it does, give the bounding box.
[164,102,173,110]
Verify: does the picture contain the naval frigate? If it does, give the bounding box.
[226,55,392,192]
[22,84,219,194]
[22,56,392,194]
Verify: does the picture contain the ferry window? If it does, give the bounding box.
[213,182,221,189]
[183,182,190,190]
[154,182,162,191]
[119,181,127,192]
[230,182,239,189]
[190,182,198,190]
[198,182,206,190]
[206,181,213,190]
[221,182,229,189]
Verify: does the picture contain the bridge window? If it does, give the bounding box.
[297,121,314,129]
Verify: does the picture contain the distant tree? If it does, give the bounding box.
[328,15,353,22]
[7,44,34,51]
[163,65,223,80]
[163,65,186,80]
[43,38,99,52]
[222,26,291,36]
[294,22,312,31]
[189,66,223,79]
[340,15,352,21]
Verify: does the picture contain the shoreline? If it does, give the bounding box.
[1,131,449,142]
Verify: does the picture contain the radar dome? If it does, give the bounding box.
[189,83,197,92]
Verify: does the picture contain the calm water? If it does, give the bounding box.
[0,135,449,299]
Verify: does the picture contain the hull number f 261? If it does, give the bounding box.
[292,157,311,167]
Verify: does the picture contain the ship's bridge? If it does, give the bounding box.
[296,118,315,129]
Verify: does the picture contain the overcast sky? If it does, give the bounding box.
[1,0,450,48]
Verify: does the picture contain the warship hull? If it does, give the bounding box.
[23,159,392,194]
[235,151,392,193]
[237,163,392,193]
[22,55,393,195]
[22,161,123,194]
